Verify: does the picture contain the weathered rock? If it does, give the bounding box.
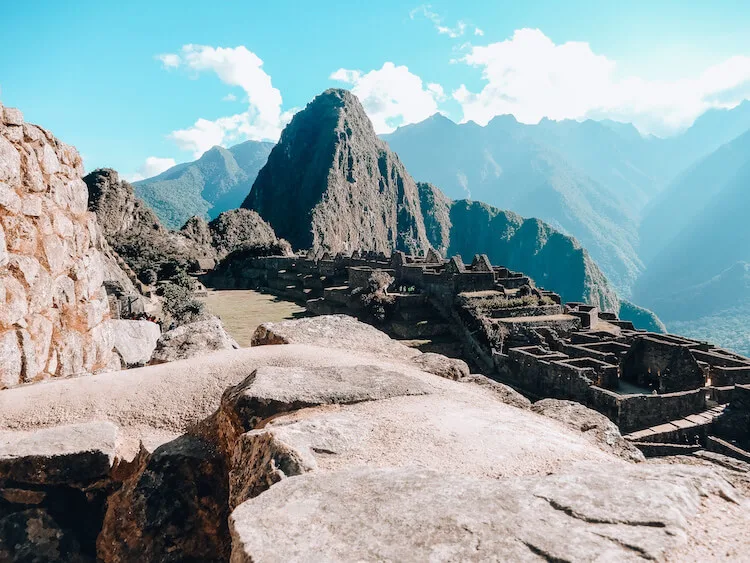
[412,352,470,380]
[108,319,161,367]
[226,378,612,507]
[150,317,238,364]
[218,364,434,461]
[0,421,117,486]
[461,373,532,409]
[0,329,22,389]
[252,314,421,360]
[532,399,645,462]
[0,508,86,563]
[230,463,737,562]
[97,435,229,563]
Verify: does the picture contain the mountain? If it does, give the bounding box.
[443,198,619,311]
[242,89,621,312]
[243,88,430,254]
[383,103,750,296]
[383,114,645,294]
[133,140,273,229]
[633,147,750,352]
[639,129,750,263]
[85,169,286,281]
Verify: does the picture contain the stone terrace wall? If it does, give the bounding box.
[0,104,119,387]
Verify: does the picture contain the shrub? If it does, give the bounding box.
[356,270,396,324]
[160,282,208,326]
[140,268,158,286]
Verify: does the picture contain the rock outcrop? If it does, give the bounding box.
[0,315,747,560]
[84,168,211,279]
[150,317,239,364]
[251,314,421,360]
[207,208,289,260]
[243,88,431,254]
[0,105,124,386]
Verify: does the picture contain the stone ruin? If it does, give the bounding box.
[207,248,750,461]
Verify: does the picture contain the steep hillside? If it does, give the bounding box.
[243,89,430,254]
[85,169,210,279]
[634,153,750,352]
[636,156,750,304]
[639,129,750,263]
[86,170,287,280]
[134,141,273,229]
[383,115,643,293]
[446,201,619,312]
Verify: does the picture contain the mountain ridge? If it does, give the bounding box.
[133,140,274,229]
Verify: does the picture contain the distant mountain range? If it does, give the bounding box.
[133,141,273,229]
[633,135,750,354]
[132,95,750,348]
[382,100,750,296]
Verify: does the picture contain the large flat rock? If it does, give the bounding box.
[251,314,421,360]
[230,463,738,562]
[0,421,117,485]
[228,391,615,507]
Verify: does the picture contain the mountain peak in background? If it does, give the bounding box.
[133,139,274,229]
[242,87,431,254]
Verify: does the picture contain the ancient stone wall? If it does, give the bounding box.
[0,105,119,386]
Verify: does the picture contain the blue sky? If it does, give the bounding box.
[2,0,750,179]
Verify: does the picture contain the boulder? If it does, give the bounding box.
[532,399,645,462]
[251,314,420,360]
[0,421,118,486]
[0,508,84,563]
[150,317,238,364]
[97,435,229,563]
[411,352,469,380]
[218,363,434,464]
[109,319,160,367]
[461,373,532,409]
[230,463,737,562]
[226,380,612,507]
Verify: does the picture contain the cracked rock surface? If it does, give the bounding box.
[230,463,738,562]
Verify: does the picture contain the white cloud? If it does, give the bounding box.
[330,68,362,83]
[454,28,750,136]
[330,62,443,133]
[157,53,180,69]
[125,156,177,182]
[222,93,237,102]
[409,5,481,38]
[158,45,287,157]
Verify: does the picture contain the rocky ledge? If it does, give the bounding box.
[0,315,748,561]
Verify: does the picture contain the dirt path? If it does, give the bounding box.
[200,289,308,346]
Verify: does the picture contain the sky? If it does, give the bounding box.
[2,0,750,180]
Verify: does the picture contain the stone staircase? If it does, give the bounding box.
[624,404,727,447]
